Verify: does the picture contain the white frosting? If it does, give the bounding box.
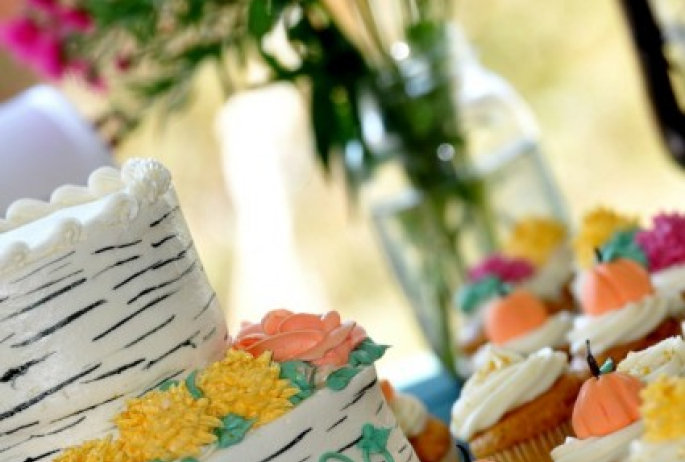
[618,336,685,382]
[450,347,567,440]
[202,367,415,462]
[0,159,228,461]
[389,392,429,438]
[652,264,685,313]
[628,440,685,462]
[551,420,643,462]
[523,245,574,301]
[568,294,676,355]
[472,312,572,368]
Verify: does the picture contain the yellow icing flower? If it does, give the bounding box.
[198,349,298,427]
[573,207,639,269]
[54,436,130,462]
[642,376,685,442]
[504,216,566,267]
[115,385,220,461]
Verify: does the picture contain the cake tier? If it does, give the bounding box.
[0,159,227,462]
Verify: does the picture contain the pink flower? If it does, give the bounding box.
[30,31,64,78]
[27,0,59,14]
[59,7,92,32]
[636,213,685,272]
[468,254,535,284]
[233,310,367,367]
[0,17,42,60]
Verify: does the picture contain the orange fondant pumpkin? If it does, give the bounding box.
[484,289,548,345]
[572,355,643,438]
[581,258,653,316]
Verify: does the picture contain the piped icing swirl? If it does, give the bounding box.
[521,245,574,300]
[568,294,676,355]
[500,311,572,354]
[551,420,643,462]
[450,347,567,440]
[618,337,685,382]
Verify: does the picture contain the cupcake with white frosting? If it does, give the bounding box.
[637,213,685,310]
[627,376,685,461]
[381,381,458,462]
[504,216,576,313]
[568,253,682,371]
[451,347,582,462]
[551,342,644,462]
[618,336,685,382]
[472,288,572,368]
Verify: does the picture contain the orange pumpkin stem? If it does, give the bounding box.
[594,247,603,264]
[586,340,601,378]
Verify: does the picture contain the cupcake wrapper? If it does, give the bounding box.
[476,420,573,462]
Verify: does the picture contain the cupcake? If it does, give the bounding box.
[551,342,644,462]
[455,256,534,372]
[381,381,458,462]
[572,207,641,302]
[451,347,583,462]
[567,254,682,370]
[627,376,685,461]
[504,216,576,313]
[472,288,572,367]
[618,336,685,382]
[637,213,685,309]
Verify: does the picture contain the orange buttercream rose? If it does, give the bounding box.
[233,310,367,367]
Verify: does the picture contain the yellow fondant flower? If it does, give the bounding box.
[504,216,566,267]
[198,349,298,427]
[642,376,685,442]
[54,436,130,462]
[115,384,220,461]
[573,207,639,269]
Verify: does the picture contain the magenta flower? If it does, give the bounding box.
[467,254,535,284]
[636,213,685,272]
[59,7,93,32]
[27,0,59,15]
[0,17,42,60]
[30,31,64,78]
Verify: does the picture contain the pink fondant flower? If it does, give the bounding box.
[636,213,685,272]
[58,7,92,32]
[468,254,535,284]
[30,31,64,78]
[233,310,367,367]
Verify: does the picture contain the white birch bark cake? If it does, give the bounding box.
[0,159,415,462]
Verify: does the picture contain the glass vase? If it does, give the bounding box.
[352,23,567,378]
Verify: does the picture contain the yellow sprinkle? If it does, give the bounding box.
[504,216,567,267]
[642,376,685,442]
[573,207,639,268]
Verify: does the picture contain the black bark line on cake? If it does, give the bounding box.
[19,270,84,298]
[0,421,38,437]
[193,293,217,320]
[149,206,180,228]
[93,255,142,279]
[151,234,177,248]
[111,242,192,290]
[49,395,122,423]
[144,331,199,369]
[340,378,377,411]
[11,299,107,348]
[1,352,55,385]
[123,315,176,349]
[259,428,313,462]
[127,261,198,305]
[326,416,348,432]
[0,364,101,421]
[9,251,74,285]
[92,239,143,254]
[82,358,145,383]
[1,278,87,321]
[92,291,178,341]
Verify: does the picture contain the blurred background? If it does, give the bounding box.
[1,0,684,383]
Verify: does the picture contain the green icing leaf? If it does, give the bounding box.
[158,380,179,391]
[349,339,389,367]
[279,360,315,404]
[600,228,647,267]
[179,458,199,462]
[185,370,203,399]
[215,414,255,449]
[456,276,504,314]
[600,358,616,375]
[326,367,361,391]
[319,425,395,462]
